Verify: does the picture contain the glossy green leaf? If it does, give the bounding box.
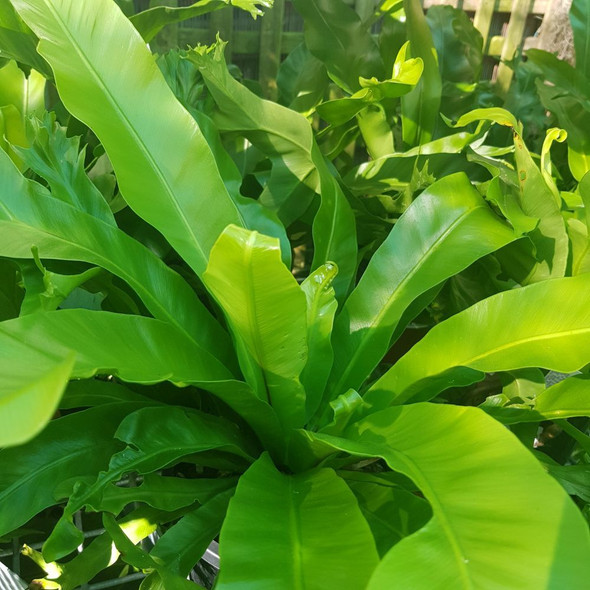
[300,263,338,419]
[150,489,234,576]
[96,474,237,515]
[367,274,590,407]
[0,147,230,358]
[216,453,379,590]
[316,43,423,127]
[44,405,254,561]
[485,176,538,236]
[401,0,442,146]
[0,59,44,166]
[291,0,385,93]
[0,402,150,537]
[0,0,49,74]
[513,131,568,282]
[204,225,308,429]
[502,368,546,401]
[191,41,357,298]
[450,106,519,129]
[536,374,590,418]
[13,0,243,276]
[19,255,102,315]
[314,403,590,589]
[329,173,517,400]
[356,103,395,159]
[452,107,569,282]
[0,340,73,446]
[482,374,590,425]
[16,112,115,224]
[344,132,479,196]
[0,309,233,385]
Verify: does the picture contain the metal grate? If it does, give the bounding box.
[0,515,147,589]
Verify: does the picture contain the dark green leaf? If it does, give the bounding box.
[0,403,149,537]
[131,0,271,43]
[291,0,385,93]
[150,489,234,576]
[0,147,231,359]
[401,0,442,146]
[44,406,255,561]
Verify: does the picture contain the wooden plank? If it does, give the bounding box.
[473,0,498,51]
[259,0,285,99]
[149,0,178,53]
[210,7,234,61]
[496,0,534,95]
[424,0,548,11]
[355,0,378,20]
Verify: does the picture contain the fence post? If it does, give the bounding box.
[473,0,498,52]
[355,0,376,20]
[258,0,285,100]
[210,8,234,61]
[148,0,178,52]
[496,0,534,96]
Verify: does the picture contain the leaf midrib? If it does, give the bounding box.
[38,0,208,268]
[465,327,590,366]
[333,202,484,395]
[0,216,191,343]
[398,327,590,396]
[0,439,116,506]
[287,477,305,590]
[387,448,473,589]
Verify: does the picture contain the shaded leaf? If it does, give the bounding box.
[131,0,271,43]
[0,402,150,537]
[291,0,385,93]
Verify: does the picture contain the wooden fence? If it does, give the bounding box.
[136,0,550,96]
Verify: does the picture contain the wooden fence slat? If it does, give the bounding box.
[355,0,378,20]
[149,0,179,52]
[259,0,285,99]
[496,0,534,95]
[473,0,498,50]
[210,8,234,61]
[169,0,549,87]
